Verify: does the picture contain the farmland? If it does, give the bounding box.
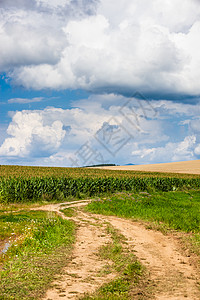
[97,159,200,175]
[86,190,200,233]
[1,164,200,178]
[0,164,200,299]
[0,165,200,203]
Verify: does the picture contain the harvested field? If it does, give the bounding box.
[95,160,200,175]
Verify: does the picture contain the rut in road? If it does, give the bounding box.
[106,216,200,300]
[34,200,200,300]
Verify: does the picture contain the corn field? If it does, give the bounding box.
[0,175,200,203]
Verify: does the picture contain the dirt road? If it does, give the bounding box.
[34,201,200,299]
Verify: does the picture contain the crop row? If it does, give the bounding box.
[0,176,200,203]
[1,165,200,179]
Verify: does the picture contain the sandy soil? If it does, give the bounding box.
[94,159,200,174]
[34,201,200,300]
[36,201,116,300]
[107,216,200,300]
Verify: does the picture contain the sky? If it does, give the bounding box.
[0,0,200,167]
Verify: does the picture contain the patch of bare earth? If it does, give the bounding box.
[35,201,200,299]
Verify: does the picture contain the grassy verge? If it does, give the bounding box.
[86,191,200,233]
[0,197,78,214]
[86,190,200,260]
[0,209,75,299]
[181,233,200,258]
[61,207,77,217]
[82,224,150,300]
[0,202,44,214]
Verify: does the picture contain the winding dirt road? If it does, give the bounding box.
[34,200,200,300]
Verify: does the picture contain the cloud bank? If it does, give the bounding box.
[0,0,200,97]
[1,1,200,166]
[0,95,200,166]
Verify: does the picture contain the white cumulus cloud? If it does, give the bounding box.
[1,95,200,165]
[132,136,197,163]
[0,110,66,157]
[0,0,199,96]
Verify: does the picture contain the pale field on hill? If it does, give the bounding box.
[95,160,200,174]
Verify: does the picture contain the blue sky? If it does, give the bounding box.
[0,0,200,167]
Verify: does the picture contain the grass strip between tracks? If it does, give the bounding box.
[82,224,151,299]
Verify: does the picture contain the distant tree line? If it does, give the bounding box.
[84,164,117,167]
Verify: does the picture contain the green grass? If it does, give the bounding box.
[0,202,40,213]
[61,207,77,217]
[182,233,200,257]
[0,210,49,240]
[0,209,75,299]
[189,234,200,254]
[86,191,200,233]
[82,225,149,300]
